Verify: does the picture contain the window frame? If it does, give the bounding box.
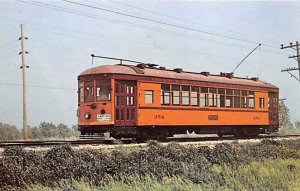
[259,98,265,108]
[182,85,190,106]
[191,86,199,106]
[145,90,154,104]
[161,84,171,105]
[84,81,94,102]
[200,87,209,107]
[96,79,111,102]
[209,88,217,107]
[172,85,180,106]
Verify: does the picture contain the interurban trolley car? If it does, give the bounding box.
[77,58,279,140]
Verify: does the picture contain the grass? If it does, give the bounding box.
[26,158,300,191]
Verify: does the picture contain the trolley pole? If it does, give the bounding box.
[281,41,300,81]
[19,24,29,140]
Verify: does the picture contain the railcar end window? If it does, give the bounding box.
[172,85,180,105]
[84,81,94,102]
[182,86,190,105]
[79,81,84,103]
[96,80,111,101]
[145,90,153,104]
[161,84,170,105]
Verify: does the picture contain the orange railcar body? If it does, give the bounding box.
[77,64,279,138]
[137,82,269,126]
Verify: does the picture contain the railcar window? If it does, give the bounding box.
[78,81,84,103]
[249,91,255,108]
[172,85,180,105]
[241,90,248,108]
[209,88,217,107]
[126,86,134,94]
[84,81,94,102]
[96,80,111,101]
[234,90,241,108]
[145,90,153,104]
[218,88,225,107]
[226,89,233,108]
[260,98,265,108]
[191,86,199,106]
[182,86,190,105]
[200,87,208,107]
[161,84,170,105]
[126,96,134,106]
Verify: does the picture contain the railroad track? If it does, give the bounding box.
[0,139,116,147]
[0,134,299,148]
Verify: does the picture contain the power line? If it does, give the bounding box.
[62,0,260,45]
[62,0,293,52]
[18,0,290,55]
[18,1,259,50]
[104,0,283,46]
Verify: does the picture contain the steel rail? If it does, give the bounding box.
[0,134,299,148]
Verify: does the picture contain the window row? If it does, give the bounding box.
[145,84,265,109]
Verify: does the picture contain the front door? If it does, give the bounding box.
[114,80,137,126]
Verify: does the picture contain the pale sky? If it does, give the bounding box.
[0,0,300,128]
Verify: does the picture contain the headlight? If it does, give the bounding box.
[84,112,91,119]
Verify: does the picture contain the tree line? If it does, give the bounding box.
[0,122,79,141]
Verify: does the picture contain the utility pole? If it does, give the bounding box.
[281,41,300,81]
[19,24,29,140]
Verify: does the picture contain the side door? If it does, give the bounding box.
[114,80,137,126]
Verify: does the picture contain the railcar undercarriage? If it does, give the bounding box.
[79,125,278,141]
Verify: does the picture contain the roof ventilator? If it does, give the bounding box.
[201,71,210,76]
[220,72,234,79]
[146,63,158,69]
[174,68,183,73]
[251,77,259,81]
[136,63,147,69]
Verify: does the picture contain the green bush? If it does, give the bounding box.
[1,139,300,190]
